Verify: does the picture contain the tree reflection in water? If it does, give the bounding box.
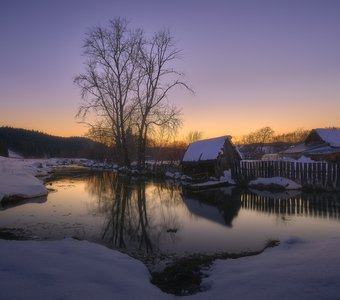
[84,172,183,254]
[78,171,340,256]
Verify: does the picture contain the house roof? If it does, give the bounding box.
[303,146,340,156]
[282,143,322,154]
[182,136,231,162]
[282,128,340,156]
[315,128,340,147]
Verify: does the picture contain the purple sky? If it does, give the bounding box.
[1,0,340,139]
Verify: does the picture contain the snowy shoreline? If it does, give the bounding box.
[0,237,339,299]
[0,156,92,202]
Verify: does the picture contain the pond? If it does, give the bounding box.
[1,169,340,258]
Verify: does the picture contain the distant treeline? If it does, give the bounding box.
[0,127,111,160]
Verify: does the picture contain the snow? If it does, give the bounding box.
[190,180,223,188]
[219,170,235,185]
[165,171,181,179]
[315,128,340,147]
[7,149,22,158]
[285,155,315,163]
[0,239,171,300]
[0,156,97,202]
[182,136,231,162]
[195,237,340,300]
[188,170,235,189]
[0,156,48,201]
[249,177,302,190]
[0,237,339,299]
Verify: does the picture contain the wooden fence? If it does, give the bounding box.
[232,160,340,190]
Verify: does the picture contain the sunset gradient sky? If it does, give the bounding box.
[1,0,340,140]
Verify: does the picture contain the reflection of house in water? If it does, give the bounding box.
[182,197,226,226]
[242,191,340,220]
[182,188,242,227]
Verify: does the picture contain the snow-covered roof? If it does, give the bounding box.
[282,128,340,155]
[315,128,340,147]
[182,136,231,162]
[282,143,319,154]
[304,146,340,155]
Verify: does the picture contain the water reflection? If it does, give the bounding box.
[182,188,242,227]
[0,195,47,211]
[242,190,340,221]
[82,172,340,255]
[1,170,340,256]
[84,173,183,254]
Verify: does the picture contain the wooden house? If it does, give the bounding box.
[181,136,242,179]
[281,128,340,161]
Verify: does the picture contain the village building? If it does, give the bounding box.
[181,136,242,179]
[281,128,340,161]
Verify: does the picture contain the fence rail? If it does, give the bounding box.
[232,160,340,190]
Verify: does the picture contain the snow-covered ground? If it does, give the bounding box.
[1,156,340,299]
[0,156,50,201]
[0,237,339,299]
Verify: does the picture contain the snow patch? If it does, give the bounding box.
[7,149,22,158]
[249,177,302,190]
[0,239,171,300]
[0,157,48,201]
[219,170,235,185]
[0,238,339,299]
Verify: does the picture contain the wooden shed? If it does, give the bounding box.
[281,128,340,161]
[181,136,242,179]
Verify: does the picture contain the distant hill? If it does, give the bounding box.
[0,127,110,160]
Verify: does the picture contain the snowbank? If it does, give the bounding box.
[0,239,171,300]
[7,149,22,158]
[0,157,95,201]
[0,157,48,201]
[196,237,340,300]
[249,177,302,190]
[0,238,339,299]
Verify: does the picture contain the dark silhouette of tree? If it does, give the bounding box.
[75,19,141,166]
[134,29,191,169]
[75,18,191,167]
[186,131,204,145]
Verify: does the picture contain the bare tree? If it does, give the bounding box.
[242,126,274,145]
[241,126,275,159]
[134,29,192,169]
[273,128,309,143]
[186,130,203,144]
[75,20,191,168]
[74,18,142,166]
[85,120,113,146]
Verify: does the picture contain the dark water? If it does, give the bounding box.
[1,171,340,256]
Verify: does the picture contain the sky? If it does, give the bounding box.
[1,0,340,140]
